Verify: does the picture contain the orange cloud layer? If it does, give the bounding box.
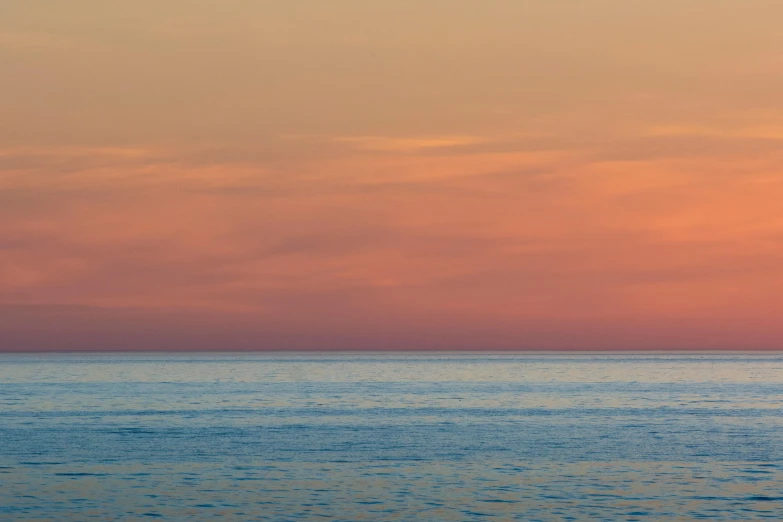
[2,133,782,350]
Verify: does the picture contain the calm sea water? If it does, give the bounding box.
[1,353,782,520]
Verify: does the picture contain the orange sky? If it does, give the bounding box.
[2,1,783,350]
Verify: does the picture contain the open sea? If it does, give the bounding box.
[0,352,782,521]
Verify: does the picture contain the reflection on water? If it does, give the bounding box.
[1,353,782,520]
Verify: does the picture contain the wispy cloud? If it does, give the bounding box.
[647,124,783,141]
[333,136,488,152]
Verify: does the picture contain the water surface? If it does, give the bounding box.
[1,353,782,520]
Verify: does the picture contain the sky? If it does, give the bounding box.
[2,1,783,351]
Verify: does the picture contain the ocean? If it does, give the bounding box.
[1,353,781,520]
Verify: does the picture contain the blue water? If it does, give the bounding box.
[1,353,782,520]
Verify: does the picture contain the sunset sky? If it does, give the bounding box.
[2,1,783,350]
